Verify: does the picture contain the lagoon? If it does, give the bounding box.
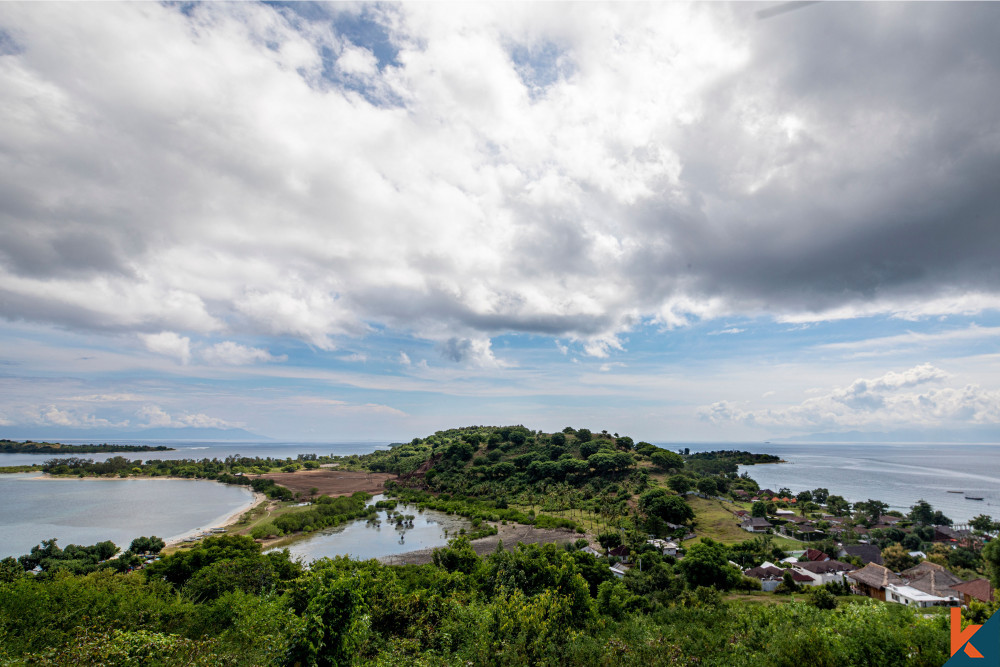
[0,473,254,558]
[277,495,472,563]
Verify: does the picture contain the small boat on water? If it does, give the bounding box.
[966,496,984,501]
[947,490,963,494]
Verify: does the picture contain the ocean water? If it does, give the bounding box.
[0,473,254,558]
[0,440,392,467]
[674,442,1000,525]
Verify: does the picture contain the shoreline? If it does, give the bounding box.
[163,491,268,548]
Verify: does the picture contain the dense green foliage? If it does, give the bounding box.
[0,533,952,666]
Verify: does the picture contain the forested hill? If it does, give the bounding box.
[1,424,974,665]
[0,439,174,454]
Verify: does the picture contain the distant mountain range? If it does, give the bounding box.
[0,426,271,442]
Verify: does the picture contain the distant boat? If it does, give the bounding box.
[966,496,984,501]
[947,490,963,494]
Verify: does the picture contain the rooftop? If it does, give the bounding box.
[951,579,994,603]
[840,544,884,566]
[795,560,854,574]
[847,563,902,590]
[886,583,955,603]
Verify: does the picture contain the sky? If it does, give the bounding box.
[1,1,999,443]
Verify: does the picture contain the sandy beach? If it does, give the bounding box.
[163,490,267,548]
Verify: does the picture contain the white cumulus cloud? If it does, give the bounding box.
[701,364,1000,431]
[201,341,286,366]
[139,332,191,364]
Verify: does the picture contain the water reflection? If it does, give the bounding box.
[278,495,472,562]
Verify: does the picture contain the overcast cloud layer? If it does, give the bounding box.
[1,2,999,440]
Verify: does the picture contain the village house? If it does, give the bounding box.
[847,563,903,601]
[901,562,965,600]
[791,560,855,587]
[839,544,884,566]
[803,548,830,562]
[884,583,958,608]
[743,562,812,592]
[776,514,807,532]
[934,525,973,545]
[931,526,972,546]
[646,539,678,557]
[741,517,772,533]
[608,545,629,561]
[951,579,994,606]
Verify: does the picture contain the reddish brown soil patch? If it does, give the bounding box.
[256,469,395,498]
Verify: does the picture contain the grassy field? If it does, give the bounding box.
[687,495,808,550]
[511,503,607,536]
[227,498,273,535]
[687,496,754,544]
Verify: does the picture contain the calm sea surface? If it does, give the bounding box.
[675,442,1000,525]
[3,440,998,559]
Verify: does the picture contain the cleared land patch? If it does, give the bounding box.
[256,469,395,498]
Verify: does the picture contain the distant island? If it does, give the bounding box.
[0,440,175,454]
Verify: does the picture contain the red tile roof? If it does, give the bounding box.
[952,579,993,603]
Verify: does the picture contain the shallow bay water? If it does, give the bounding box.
[0,473,254,558]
